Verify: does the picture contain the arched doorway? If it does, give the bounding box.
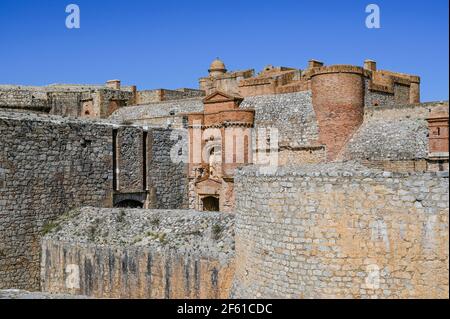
[202,196,219,212]
[114,200,143,209]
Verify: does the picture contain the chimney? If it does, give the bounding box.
[364,60,377,71]
[106,79,121,90]
[308,59,324,69]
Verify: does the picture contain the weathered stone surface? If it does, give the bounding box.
[240,91,319,148]
[232,162,449,299]
[0,289,89,299]
[109,98,204,125]
[117,127,144,192]
[0,111,190,290]
[0,111,115,290]
[41,207,235,299]
[149,129,189,209]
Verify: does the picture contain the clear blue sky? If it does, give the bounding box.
[0,0,448,101]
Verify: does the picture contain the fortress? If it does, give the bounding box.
[0,59,448,298]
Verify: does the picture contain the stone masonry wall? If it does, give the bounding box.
[110,98,204,125]
[148,129,189,209]
[41,208,235,299]
[341,102,448,162]
[0,89,50,112]
[240,91,319,148]
[117,127,144,192]
[48,92,82,117]
[0,111,114,290]
[232,162,449,299]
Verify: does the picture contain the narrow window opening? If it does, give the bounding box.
[143,131,148,191]
[112,129,118,191]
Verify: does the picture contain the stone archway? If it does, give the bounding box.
[202,196,219,212]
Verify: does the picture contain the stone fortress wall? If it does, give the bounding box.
[232,163,449,299]
[136,88,205,105]
[0,83,203,120]
[0,111,189,290]
[0,83,135,118]
[41,208,235,299]
[0,112,114,289]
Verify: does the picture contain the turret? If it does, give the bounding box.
[310,65,365,160]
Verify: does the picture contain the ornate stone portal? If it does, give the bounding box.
[187,91,255,212]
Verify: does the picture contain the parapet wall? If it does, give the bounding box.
[41,208,235,299]
[0,88,52,112]
[0,86,135,118]
[232,163,449,299]
[136,89,205,105]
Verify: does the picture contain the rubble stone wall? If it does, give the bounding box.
[0,112,114,290]
[148,129,189,209]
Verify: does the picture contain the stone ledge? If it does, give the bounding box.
[236,161,449,178]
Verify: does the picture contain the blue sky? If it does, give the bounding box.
[0,0,448,101]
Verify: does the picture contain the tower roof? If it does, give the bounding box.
[209,58,227,73]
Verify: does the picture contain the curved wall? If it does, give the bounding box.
[232,163,449,299]
[311,66,365,160]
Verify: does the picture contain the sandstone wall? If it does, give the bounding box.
[48,92,82,117]
[0,112,114,290]
[41,208,235,299]
[232,163,449,299]
[0,88,50,112]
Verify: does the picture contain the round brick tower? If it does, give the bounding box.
[311,66,366,160]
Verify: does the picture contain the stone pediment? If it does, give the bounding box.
[195,177,222,186]
[195,178,222,196]
[203,91,243,104]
